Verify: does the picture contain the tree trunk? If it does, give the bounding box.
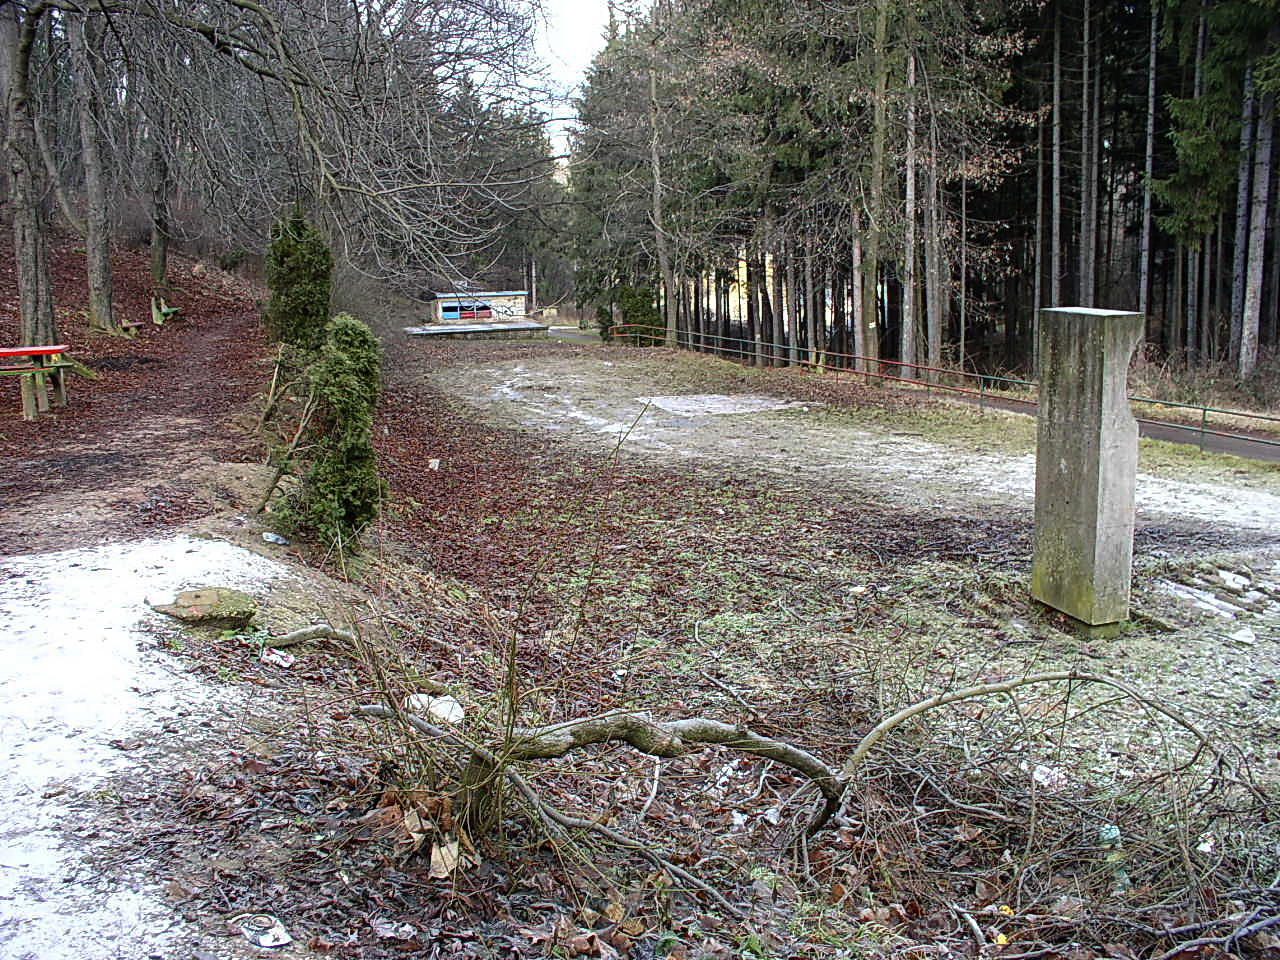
[770,242,785,363]
[1186,244,1198,367]
[1078,0,1092,306]
[960,149,968,369]
[1033,110,1044,371]
[863,0,889,368]
[851,213,865,367]
[1230,64,1256,365]
[1051,5,1062,306]
[1171,240,1183,355]
[901,51,917,379]
[785,244,799,365]
[1182,16,1206,367]
[647,63,675,347]
[1269,166,1280,350]
[926,118,943,380]
[4,3,57,360]
[1086,18,1101,305]
[1139,3,1158,319]
[70,12,116,333]
[1241,92,1274,379]
[805,244,817,365]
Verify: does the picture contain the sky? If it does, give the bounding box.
[532,0,613,154]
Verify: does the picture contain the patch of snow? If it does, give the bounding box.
[1157,579,1243,619]
[0,535,296,960]
[1220,570,1250,591]
[637,394,805,417]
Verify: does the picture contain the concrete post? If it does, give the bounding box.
[1031,307,1143,626]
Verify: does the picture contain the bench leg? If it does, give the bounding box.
[51,368,67,406]
[19,373,37,420]
[33,369,50,413]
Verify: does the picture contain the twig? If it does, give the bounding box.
[637,755,661,821]
[1152,910,1280,960]
[700,669,757,718]
[950,901,987,949]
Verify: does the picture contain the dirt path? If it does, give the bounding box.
[0,245,266,556]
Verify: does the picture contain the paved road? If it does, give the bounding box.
[546,325,603,346]
[953,392,1280,463]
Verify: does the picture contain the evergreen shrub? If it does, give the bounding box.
[595,285,663,345]
[292,313,385,550]
[265,212,332,351]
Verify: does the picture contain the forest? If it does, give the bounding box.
[8,0,1279,391]
[0,0,559,350]
[568,0,1280,384]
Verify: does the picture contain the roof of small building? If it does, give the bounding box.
[433,290,527,301]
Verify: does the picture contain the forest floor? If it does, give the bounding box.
[2,254,1280,959]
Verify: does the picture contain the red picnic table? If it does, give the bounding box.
[0,344,71,420]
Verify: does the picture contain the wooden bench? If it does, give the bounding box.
[0,344,71,420]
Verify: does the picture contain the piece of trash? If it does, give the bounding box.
[1229,627,1257,645]
[1031,764,1069,792]
[428,458,441,471]
[404,693,464,724]
[430,836,462,878]
[260,647,296,669]
[1098,824,1122,846]
[262,531,290,546]
[1196,832,1216,855]
[370,916,418,940]
[231,913,292,948]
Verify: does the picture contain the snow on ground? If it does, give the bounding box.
[0,535,295,960]
[445,356,1280,539]
[953,451,1280,534]
[637,394,806,416]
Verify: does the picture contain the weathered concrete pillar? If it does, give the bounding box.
[1031,307,1143,626]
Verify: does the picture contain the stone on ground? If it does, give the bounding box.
[151,587,258,628]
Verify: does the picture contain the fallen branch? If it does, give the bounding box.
[842,669,1232,786]
[504,711,842,836]
[357,703,745,917]
[1152,910,1280,960]
[256,386,318,514]
[269,623,357,648]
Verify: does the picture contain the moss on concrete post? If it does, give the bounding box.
[1031,307,1143,626]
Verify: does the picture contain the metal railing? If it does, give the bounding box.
[608,325,1280,454]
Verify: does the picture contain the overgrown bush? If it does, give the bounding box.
[292,313,385,550]
[1129,344,1280,415]
[264,211,332,351]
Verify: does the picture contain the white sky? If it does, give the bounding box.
[533,0,613,154]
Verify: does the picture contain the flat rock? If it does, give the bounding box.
[152,587,257,629]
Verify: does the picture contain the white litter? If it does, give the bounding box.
[404,693,465,724]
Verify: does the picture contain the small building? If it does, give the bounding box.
[432,291,527,323]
